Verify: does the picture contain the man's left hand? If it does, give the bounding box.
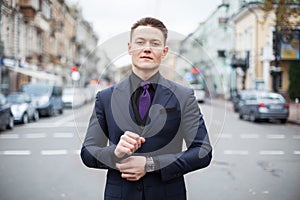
[116,156,146,181]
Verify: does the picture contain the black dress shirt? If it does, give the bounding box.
[130,72,159,126]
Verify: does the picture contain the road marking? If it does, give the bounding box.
[23,122,87,128]
[53,132,74,138]
[0,134,20,139]
[0,150,31,155]
[41,150,68,155]
[73,150,81,155]
[219,134,232,139]
[293,135,300,139]
[266,134,286,139]
[224,150,249,155]
[293,151,300,155]
[259,150,285,155]
[24,133,47,139]
[240,134,259,139]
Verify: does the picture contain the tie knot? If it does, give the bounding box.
[141,81,150,90]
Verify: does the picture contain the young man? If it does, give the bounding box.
[81,17,212,200]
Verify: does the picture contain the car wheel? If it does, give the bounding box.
[249,112,257,122]
[22,113,29,124]
[239,112,243,119]
[59,108,63,115]
[7,115,14,129]
[33,111,39,121]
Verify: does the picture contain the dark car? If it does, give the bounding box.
[232,90,254,112]
[239,91,289,123]
[0,93,14,130]
[21,83,64,116]
[6,92,39,124]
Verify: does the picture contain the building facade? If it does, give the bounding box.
[0,0,99,94]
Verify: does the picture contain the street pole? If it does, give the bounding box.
[272,27,279,93]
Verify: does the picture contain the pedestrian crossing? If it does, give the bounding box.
[0,131,300,157]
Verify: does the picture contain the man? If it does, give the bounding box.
[81,17,212,200]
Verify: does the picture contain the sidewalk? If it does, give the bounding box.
[209,98,300,125]
[288,102,300,125]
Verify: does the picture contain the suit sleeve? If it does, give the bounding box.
[157,89,212,182]
[80,91,119,170]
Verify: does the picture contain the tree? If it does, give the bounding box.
[262,0,300,92]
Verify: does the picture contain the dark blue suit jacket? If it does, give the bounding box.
[81,75,212,200]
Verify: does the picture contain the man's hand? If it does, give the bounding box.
[114,131,145,158]
[116,156,146,181]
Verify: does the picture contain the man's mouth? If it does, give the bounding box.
[140,56,153,60]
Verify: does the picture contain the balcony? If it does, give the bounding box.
[19,0,40,21]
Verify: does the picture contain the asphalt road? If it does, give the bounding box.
[0,100,299,200]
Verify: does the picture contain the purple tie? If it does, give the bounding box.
[139,81,151,120]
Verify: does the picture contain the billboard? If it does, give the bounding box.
[278,30,300,60]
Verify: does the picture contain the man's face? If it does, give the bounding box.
[128,25,168,71]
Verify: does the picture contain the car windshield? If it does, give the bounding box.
[22,84,51,96]
[7,94,26,104]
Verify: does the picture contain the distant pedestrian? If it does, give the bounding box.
[81,17,212,200]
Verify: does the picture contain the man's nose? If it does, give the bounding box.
[143,44,151,52]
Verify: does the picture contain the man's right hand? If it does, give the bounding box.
[114,131,145,158]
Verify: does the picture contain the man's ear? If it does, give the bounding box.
[128,42,132,55]
[162,46,169,57]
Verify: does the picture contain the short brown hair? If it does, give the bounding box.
[130,17,168,44]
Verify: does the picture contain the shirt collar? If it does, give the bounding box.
[130,71,160,91]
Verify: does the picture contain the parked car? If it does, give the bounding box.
[239,91,289,123]
[62,87,86,108]
[21,83,64,116]
[232,90,254,112]
[191,84,206,103]
[6,92,39,124]
[0,93,14,130]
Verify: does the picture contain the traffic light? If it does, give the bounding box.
[71,66,78,72]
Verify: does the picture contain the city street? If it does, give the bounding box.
[0,100,300,200]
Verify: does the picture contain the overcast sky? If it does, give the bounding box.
[66,0,222,43]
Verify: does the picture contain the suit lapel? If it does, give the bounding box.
[142,76,176,136]
[111,78,140,133]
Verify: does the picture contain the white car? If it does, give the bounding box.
[62,88,86,108]
[6,92,39,124]
[191,84,206,103]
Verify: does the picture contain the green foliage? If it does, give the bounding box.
[288,61,300,100]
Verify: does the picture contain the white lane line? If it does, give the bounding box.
[224,150,249,155]
[293,151,300,155]
[41,150,68,155]
[293,135,300,139]
[73,150,81,155]
[53,132,74,138]
[219,134,232,139]
[240,134,259,139]
[0,134,20,139]
[0,150,31,155]
[266,134,286,139]
[24,133,47,139]
[259,150,285,155]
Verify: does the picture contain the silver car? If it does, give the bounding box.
[239,91,289,123]
[6,92,39,124]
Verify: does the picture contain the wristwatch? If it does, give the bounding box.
[145,156,155,172]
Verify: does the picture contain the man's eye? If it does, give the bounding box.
[136,41,144,45]
[152,42,161,46]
